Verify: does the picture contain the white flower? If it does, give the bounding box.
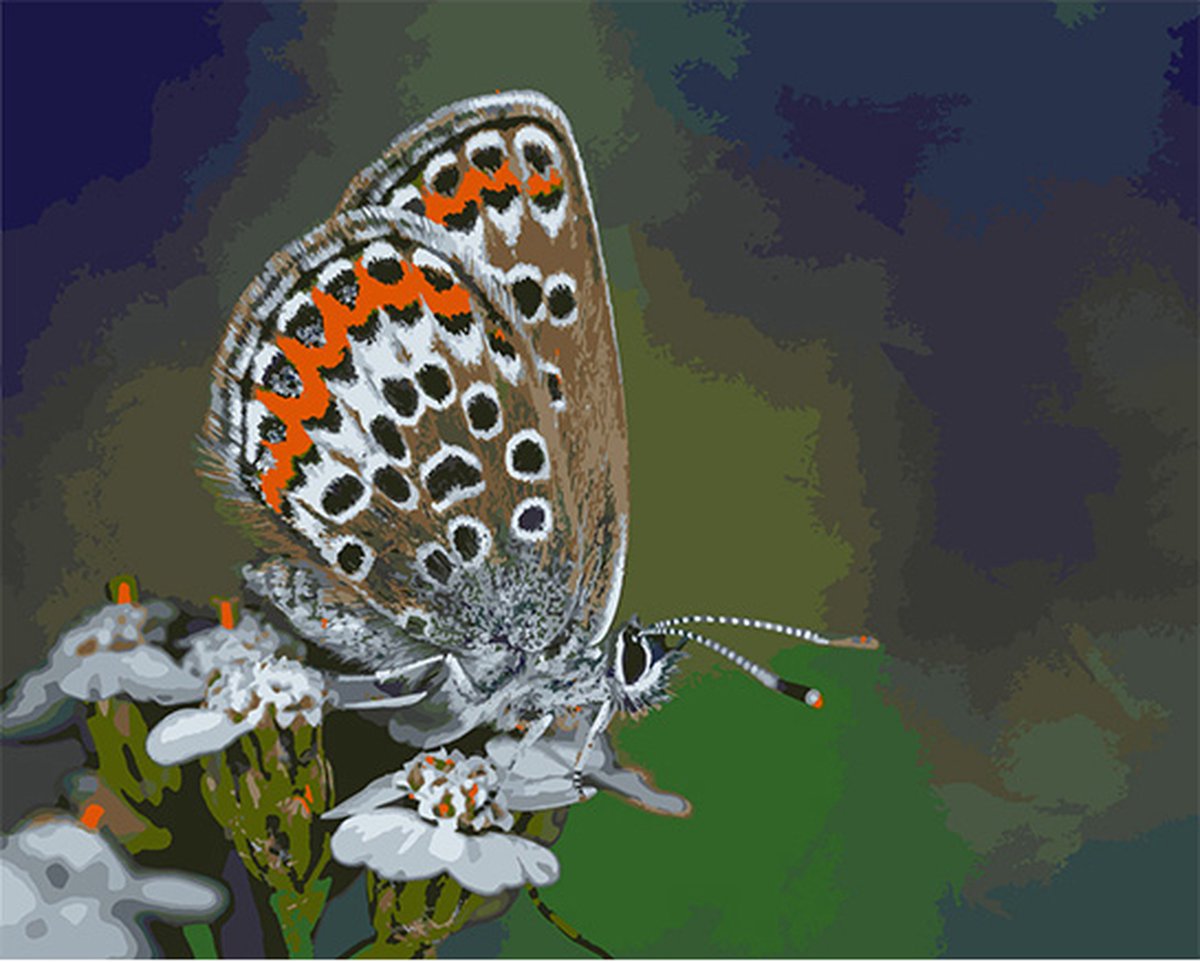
[2,601,204,734]
[325,749,558,896]
[0,814,225,958]
[146,654,330,767]
[175,614,289,681]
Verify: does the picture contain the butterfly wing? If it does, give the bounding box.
[204,196,627,676]
[336,91,630,645]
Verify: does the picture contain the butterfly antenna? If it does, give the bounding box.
[645,613,880,651]
[526,885,613,959]
[651,627,826,709]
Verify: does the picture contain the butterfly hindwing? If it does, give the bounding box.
[206,208,580,669]
[336,92,630,650]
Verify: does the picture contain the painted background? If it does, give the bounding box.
[2,2,1196,957]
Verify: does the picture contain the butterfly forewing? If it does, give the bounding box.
[337,92,630,647]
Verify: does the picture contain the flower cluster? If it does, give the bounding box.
[2,584,694,956]
[2,600,202,734]
[404,749,514,832]
[147,647,330,768]
[327,748,558,897]
[0,814,225,957]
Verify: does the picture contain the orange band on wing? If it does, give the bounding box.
[255,258,473,512]
[421,160,562,227]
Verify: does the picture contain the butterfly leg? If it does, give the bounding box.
[331,654,456,709]
[502,713,557,771]
[571,699,614,797]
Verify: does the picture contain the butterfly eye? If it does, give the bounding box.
[621,635,648,685]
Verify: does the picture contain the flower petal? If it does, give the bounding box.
[329,810,559,896]
[145,708,253,766]
[589,736,691,817]
[59,648,206,705]
[323,772,407,820]
[448,833,559,896]
[486,732,690,816]
[331,811,444,881]
[1,666,69,732]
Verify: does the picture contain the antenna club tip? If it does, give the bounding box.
[833,634,881,650]
[776,678,823,709]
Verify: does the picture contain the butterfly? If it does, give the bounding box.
[201,91,878,767]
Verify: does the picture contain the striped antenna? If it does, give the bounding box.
[650,627,824,709]
[645,613,880,651]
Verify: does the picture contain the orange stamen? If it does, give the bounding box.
[80,804,105,830]
[304,785,314,803]
[115,582,132,605]
[219,601,235,630]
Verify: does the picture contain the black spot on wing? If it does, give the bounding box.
[471,145,503,173]
[466,393,499,433]
[303,399,342,431]
[420,266,454,292]
[523,143,551,174]
[426,456,482,504]
[442,201,478,233]
[259,414,286,444]
[383,378,420,418]
[284,302,325,346]
[432,165,460,196]
[517,503,546,532]
[322,475,364,516]
[423,548,454,585]
[488,330,517,361]
[512,439,545,475]
[348,310,380,343]
[337,542,366,575]
[374,466,412,504]
[547,284,576,320]
[325,268,359,309]
[416,364,452,403]
[481,184,517,212]
[320,350,357,384]
[379,301,422,328]
[453,525,480,561]
[366,258,404,285]
[263,355,302,398]
[512,278,542,319]
[435,310,472,336]
[370,416,408,461]
[531,188,564,213]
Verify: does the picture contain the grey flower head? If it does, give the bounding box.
[146,649,331,767]
[0,814,226,958]
[175,612,291,681]
[325,748,559,896]
[2,601,204,736]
